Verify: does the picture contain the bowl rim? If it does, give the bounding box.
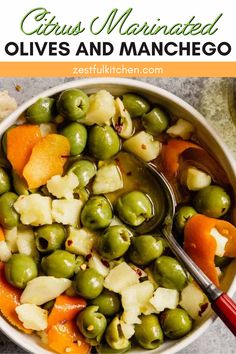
[0,77,235,354]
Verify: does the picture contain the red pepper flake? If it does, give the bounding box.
[126,171,132,176]
[141,144,147,150]
[136,268,142,276]
[67,240,73,246]
[198,302,208,317]
[85,254,92,261]
[101,259,109,268]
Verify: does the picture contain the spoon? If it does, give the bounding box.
[147,162,236,336]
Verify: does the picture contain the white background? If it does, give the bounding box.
[0,0,235,62]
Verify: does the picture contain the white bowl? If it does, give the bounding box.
[0,78,235,354]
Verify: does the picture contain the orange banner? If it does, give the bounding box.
[0,62,235,77]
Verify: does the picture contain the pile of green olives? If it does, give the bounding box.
[0,88,233,354]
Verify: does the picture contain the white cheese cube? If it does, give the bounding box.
[20,276,72,305]
[88,252,110,277]
[210,227,228,257]
[52,199,83,226]
[104,262,139,293]
[93,164,123,195]
[14,194,52,226]
[65,227,96,256]
[16,226,38,259]
[167,118,194,140]
[121,281,154,324]
[179,282,209,319]
[0,241,11,261]
[5,227,18,252]
[83,90,115,126]
[150,287,179,313]
[47,173,79,200]
[123,131,161,162]
[16,304,48,331]
[183,167,211,191]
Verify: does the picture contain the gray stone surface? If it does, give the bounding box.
[0,78,235,354]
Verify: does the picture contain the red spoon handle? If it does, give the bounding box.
[211,293,236,336]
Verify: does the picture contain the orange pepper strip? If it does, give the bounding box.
[0,262,32,334]
[0,227,5,241]
[47,295,87,330]
[214,219,236,257]
[7,125,42,176]
[184,214,220,287]
[161,139,200,178]
[23,134,70,189]
[47,320,91,354]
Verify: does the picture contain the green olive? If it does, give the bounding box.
[76,306,107,345]
[122,94,150,118]
[81,196,112,230]
[57,89,89,121]
[12,170,29,196]
[142,107,169,135]
[5,254,38,289]
[74,268,104,299]
[155,235,169,252]
[68,159,97,189]
[41,250,76,278]
[105,316,130,350]
[174,206,197,234]
[0,167,11,195]
[193,185,231,218]
[35,224,66,253]
[91,289,121,316]
[60,123,87,156]
[88,125,120,160]
[26,97,55,123]
[115,191,153,227]
[0,192,19,229]
[128,235,163,266]
[160,308,192,339]
[134,314,163,349]
[153,256,188,291]
[97,226,131,260]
